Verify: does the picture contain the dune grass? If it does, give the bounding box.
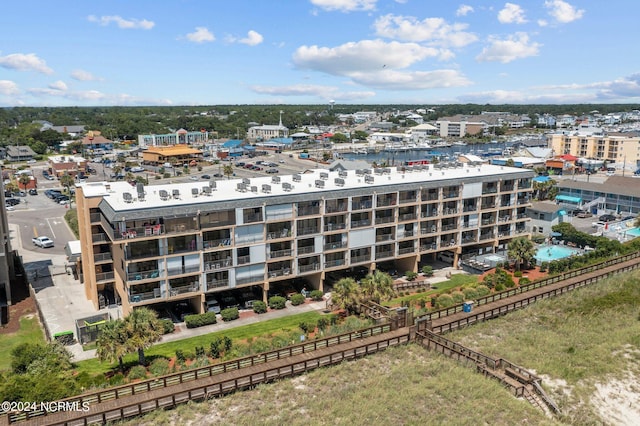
[0,316,45,371]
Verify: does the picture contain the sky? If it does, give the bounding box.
[2,0,640,107]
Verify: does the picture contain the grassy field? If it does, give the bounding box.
[76,311,323,375]
[119,269,640,425]
[0,316,45,371]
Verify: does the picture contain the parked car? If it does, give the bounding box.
[5,198,20,206]
[32,236,54,248]
[131,166,145,173]
[213,173,223,178]
[599,214,617,222]
[201,174,211,180]
[27,159,37,164]
[236,162,246,167]
[266,168,279,174]
[44,189,62,199]
[571,209,591,218]
[28,189,38,195]
[205,298,221,314]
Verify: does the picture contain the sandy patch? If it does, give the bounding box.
[591,372,640,426]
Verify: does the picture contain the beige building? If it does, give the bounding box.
[75,164,533,316]
[546,132,640,168]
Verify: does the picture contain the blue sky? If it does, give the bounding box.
[1,0,639,107]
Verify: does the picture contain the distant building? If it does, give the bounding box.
[48,155,88,178]
[5,146,36,162]
[527,201,568,236]
[80,131,114,152]
[138,129,210,147]
[142,145,202,166]
[546,131,640,168]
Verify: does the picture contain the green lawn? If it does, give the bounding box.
[384,273,479,307]
[75,311,323,375]
[0,316,46,371]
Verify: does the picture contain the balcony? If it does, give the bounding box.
[498,215,512,222]
[168,265,201,276]
[375,234,394,242]
[266,230,291,240]
[236,275,264,286]
[324,259,344,269]
[375,250,394,260]
[204,259,232,270]
[422,192,439,201]
[96,271,115,282]
[203,238,231,249]
[325,203,346,213]
[166,223,196,234]
[90,213,101,223]
[351,254,370,263]
[298,207,320,216]
[482,186,498,195]
[351,219,371,228]
[420,242,438,252]
[127,269,161,281]
[117,225,165,240]
[237,255,251,265]
[297,226,319,236]
[297,245,315,255]
[442,208,458,215]
[481,218,495,226]
[398,246,415,255]
[352,201,372,210]
[421,225,437,235]
[442,223,457,232]
[129,289,162,303]
[206,279,229,290]
[480,203,495,210]
[399,230,415,238]
[479,233,495,241]
[268,268,292,278]
[375,216,394,225]
[324,222,346,232]
[398,213,417,222]
[243,213,263,223]
[324,241,345,251]
[169,284,200,296]
[298,263,321,273]
[268,249,292,259]
[463,205,477,213]
[421,210,438,218]
[94,252,112,263]
[92,233,108,243]
[444,192,459,199]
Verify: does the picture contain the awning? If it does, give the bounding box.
[556,195,582,204]
[558,210,567,216]
[533,176,551,183]
[550,231,563,236]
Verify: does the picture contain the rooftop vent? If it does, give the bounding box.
[251,185,258,193]
[172,189,180,199]
[271,176,281,184]
[209,180,217,189]
[236,183,247,192]
[293,174,302,182]
[123,192,133,203]
[202,186,212,195]
[283,182,292,192]
[191,188,199,197]
[262,184,271,193]
[242,178,251,185]
[320,172,329,180]
[355,169,364,176]
[374,168,383,175]
[159,189,169,200]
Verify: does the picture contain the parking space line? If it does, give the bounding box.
[46,218,57,239]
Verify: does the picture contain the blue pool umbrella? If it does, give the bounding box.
[550,231,562,237]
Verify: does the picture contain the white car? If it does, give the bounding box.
[131,166,145,173]
[32,236,54,248]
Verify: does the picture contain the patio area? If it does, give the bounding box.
[460,251,509,273]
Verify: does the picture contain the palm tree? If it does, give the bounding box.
[18,173,31,192]
[95,319,130,372]
[507,237,537,271]
[59,173,75,195]
[331,277,361,313]
[360,270,395,304]
[123,307,162,366]
[223,164,234,180]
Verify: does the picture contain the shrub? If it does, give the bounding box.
[209,339,221,358]
[451,291,465,304]
[108,373,125,386]
[513,270,523,278]
[290,293,306,306]
[299,322,310,334]
[418,298,427,309]
[462,287,478,300]
[184,312,217,328]
[195,346,206,358]
[175,350,186,363]
[317,317,329,331]
[220,307,239,322]
[422,265,434,277]
[127,365,148,380]
[163,172,171,179]
[191,356,210,368]
[540,261,549,272]
[159,318,175,334]
[475,285,490,297]
[519,277,531,285]
[310,290,324,301]
[223,336,232,352]
[268,296,287,310]
[435,294,455,309]
[495,282,506,292]
[405,271,418,281]
[149,358,170,376]
[252,300,267,314]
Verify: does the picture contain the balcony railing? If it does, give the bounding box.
[96,271,115,282]
[207,279,229,290]
[324,222,346,232]
[442,224,457,232]
[203,238,231,249]
[421,210,439,218]
[375,251,394,260]
[399,195,417,204]
[204,259,232,270]
[375,234,394,242]
[398,246,415,255]
[375,216,394,224]
[92,233,107,243]
[268,268,292,278]
[324,241,345,251]
[297,245,315,255]
[398,213,417,221]
[243,214,263,223]
[422,193,439,201]
[94,252,112,262]
[480,203,496,210]
[498,216,512,222]
[298,226,319,236]
[324,259,344,268]
[352,201,372,210]
[463,206,477,212]
[127,269,161,281]
[129,289,161,303]
[351,219,371,228]
[90,213,101,223]
[420,243,437,252]
[266,230,291,240]
[479,233,495,241]
[482,187,498,194]
[236,275,264,286]
[169,284,200,296]
[481,218,495,226]
[421,226,437,235]
[168,265,201,276]
[298,263,320,273]
[117,224,165,240]
[442,208,458,215]
[399,231,415,238]
[350,255,370,263]
[269,249,292,259]
[298,207,320,216]
[237,255,251,265]
[444,192,459,199]
[325,204,346,213]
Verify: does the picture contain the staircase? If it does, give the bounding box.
[581,196,606,212]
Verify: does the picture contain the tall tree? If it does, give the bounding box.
[95,319,130,372]
[360,270,395,304]
[123,307,162,365]
[223,164,234,180]
[507,237,537,271]
[18,174,31,191]
[59,173,75,194]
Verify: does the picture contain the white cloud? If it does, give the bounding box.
[373,14,477,47]
[71,69,101,81]
[537,19,548,27]
[185,27,215,43]
[239,30,264,46]
[456,5,474,16]
[293,39,440,76]
[0,80,19,95]
[476,32,540,63]
[250,83,375,101]
[498,3,527,24]
[49,80,67,91]
[459,89,595,104]
[310,0,377,12]
[543,0,585,24]
[87,15,155,30]
[0,53,53,74]
[348,69,472,90]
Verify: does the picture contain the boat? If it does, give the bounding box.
[452,141,467,146]
[354,148,368,154]
[433,140,452,148]
[415,141,432,150]
[384,142,406,152]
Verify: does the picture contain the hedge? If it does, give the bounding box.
[252,301,267,314]
[184,312,217,328]
[268,296,287,310]
[290,293,306,306]
[220,307,239,322]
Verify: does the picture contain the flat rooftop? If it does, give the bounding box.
[81,163,533,217]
